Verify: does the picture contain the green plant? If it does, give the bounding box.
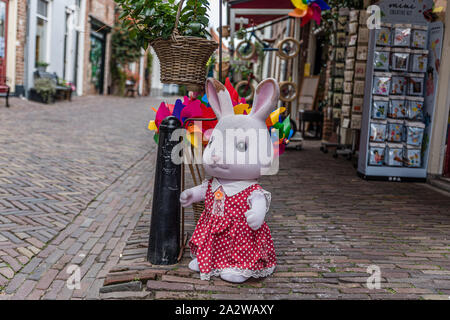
[115,0,211,50]
[110,22,142,96]
[36,61,49,68]
[34,78,56,103]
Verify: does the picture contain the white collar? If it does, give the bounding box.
[211,178,257,197]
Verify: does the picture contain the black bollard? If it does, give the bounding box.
[148,116,182,265]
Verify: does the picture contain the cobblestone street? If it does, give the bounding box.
[1,97,450,300]
[0,96,164,299]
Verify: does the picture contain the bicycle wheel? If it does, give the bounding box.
[235,80,255,101]
[236,41,256,61]
[277,37,301,60]
[279,81,298,102]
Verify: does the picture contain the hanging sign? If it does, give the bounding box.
[377,0,434,24]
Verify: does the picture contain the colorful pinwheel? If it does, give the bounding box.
[148,78,293,156]
[289,0,330,26]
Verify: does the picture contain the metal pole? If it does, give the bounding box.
[219,0,223,81]
[147,116,182,265]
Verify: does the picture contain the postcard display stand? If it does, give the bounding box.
[357,0,443,181]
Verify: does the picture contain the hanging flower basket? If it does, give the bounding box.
[150,0,218,92]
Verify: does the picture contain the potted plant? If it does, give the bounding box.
[29,78,56,104]
[36,61,49,72]
[116,0,217,91]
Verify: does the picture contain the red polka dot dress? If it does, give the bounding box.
[189,178,276,280]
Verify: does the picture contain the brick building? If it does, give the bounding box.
[82,0,115,95]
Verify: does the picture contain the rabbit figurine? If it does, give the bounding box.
[180,78,278,283]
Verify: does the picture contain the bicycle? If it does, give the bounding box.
[235,27,302,61]
[235,68,298,103]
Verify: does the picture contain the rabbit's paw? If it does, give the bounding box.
[220,270,249,283]
[244,209,265,231]
[188,258,200,272]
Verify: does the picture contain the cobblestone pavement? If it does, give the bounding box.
[0,96,171,299]
[102,141,450,300]
[1,96,450,300]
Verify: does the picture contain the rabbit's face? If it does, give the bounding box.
[204,78,279,180]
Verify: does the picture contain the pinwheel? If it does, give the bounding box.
[289,0,330,26]
[148,78,293,156]
[148,96,218,146]
[266,108,294,156]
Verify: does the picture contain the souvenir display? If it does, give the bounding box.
[337,32,347,46]
[343,94,352,105]
[356,46,368,60]
[368,143,386,166]
[408,76,425,96]
[353,80,365,96]
[410,51,428,73]
[333,93,343,107]
[373,50,390,71]
[336,47,346,61]
[406,97,424,121]
[345,59,355,71]
[406,122,425,147]
[393,25,412,47]
[375,24,391,46]
[351,114,362,129]
[334,78,344,91]
[352,97,364,114]
[349,22,359,34]
[344,71,354,82]
[354,62,366,79]
[391,50,410,72]
[385,143,404,166]
[348,34,358,46]
[349,10,359,22]
[342,106,351,117]
[390,75,408,95]
[358,27,369,43]
[344,81,353,94]
[357,2,442,180]
[335,63,345,77]
[372,74,391,96]
[346,47,356,59]
[411,26,428,49]
[388,97,407,119]
[338,16,347,31]
[404,146,421,168]
[387,120,404,142]
[370,121,387,142]
[372,97,389,120]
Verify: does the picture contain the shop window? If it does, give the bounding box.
[35,0,49,66]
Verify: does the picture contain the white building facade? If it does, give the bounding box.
[24,0,86,96]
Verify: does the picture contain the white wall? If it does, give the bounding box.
[25,0,83,94]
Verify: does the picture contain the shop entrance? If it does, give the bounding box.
[89,29,106,94]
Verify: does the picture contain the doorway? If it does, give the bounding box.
[89,29,106,94]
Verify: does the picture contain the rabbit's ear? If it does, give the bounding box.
[250,78,279,122]
[206,78,234,119]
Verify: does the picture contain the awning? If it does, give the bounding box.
[229,0,294,29]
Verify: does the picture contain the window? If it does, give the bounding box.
[35,0,49,66]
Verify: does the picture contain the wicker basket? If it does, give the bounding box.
[150,0,218,92]
[192,201,205,224]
